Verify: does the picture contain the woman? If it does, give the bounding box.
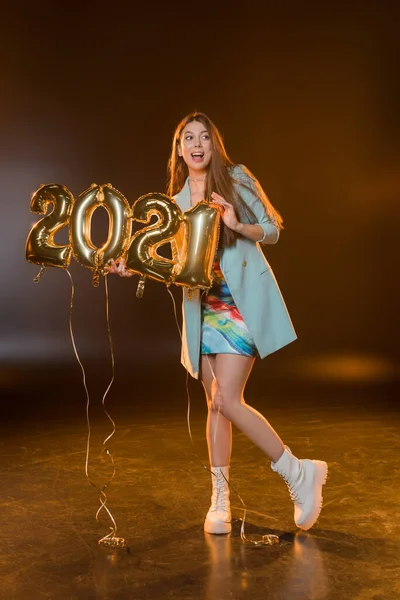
[111,112,328,535]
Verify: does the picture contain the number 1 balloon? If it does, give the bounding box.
[172,201,221,290]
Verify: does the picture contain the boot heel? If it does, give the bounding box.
[314,461,328,486]
[204,519,232,535]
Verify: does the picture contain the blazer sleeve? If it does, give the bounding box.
[232,164,280,245]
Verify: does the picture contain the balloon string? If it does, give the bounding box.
[66,270,127,549]
[96,274,119,545]
[33,264,46,283]
[166,287,278,546]
[101,275,117,448]
[166,286,182,339]
[205,355,221,448]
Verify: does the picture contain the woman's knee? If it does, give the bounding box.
[211,382,241,417]
[206,396,217,413]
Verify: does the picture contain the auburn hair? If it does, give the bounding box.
[167,111,283,246]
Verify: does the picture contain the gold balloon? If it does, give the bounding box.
[26,183,75,269]
[125,193,182,283]
[102,185,132,266]
[70,184,131,284]
[173,201,221,290]
[26,185,221,292]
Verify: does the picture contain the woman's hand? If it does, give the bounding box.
[211,192,240,232]
[104,257,133,277]
[211,191,266,242]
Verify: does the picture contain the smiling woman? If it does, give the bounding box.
[107,112,328,537]
[179,123,212,167]
[178,121,212,207]
[163,111,329,537]
[168,112,283,247]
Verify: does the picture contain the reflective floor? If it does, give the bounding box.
[1,366,399,599]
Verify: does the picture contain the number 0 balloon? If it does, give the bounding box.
[70,184,132,286]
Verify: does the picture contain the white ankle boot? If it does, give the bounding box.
[271,446,328,531]
[204,465,232,535]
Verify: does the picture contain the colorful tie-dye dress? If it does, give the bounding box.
[201,257,258,356]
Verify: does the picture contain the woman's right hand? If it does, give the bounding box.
[104,257,133,277]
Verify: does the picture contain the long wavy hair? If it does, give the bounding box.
[167,111,283,246]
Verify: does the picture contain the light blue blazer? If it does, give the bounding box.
[174,164,297,379]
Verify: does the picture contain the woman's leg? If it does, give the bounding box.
[212,354,285,463]
[200,354,232,467]
[212,353,328,531]
[201,354,233,534]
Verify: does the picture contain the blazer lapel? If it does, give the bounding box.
[174,177,191,211]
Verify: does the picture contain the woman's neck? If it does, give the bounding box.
[188,170,206,206]
[188,168,207,181]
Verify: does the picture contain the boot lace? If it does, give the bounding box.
[278,471,302,505]
[210,471,230,513]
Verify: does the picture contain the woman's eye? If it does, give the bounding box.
[185,135,192,140]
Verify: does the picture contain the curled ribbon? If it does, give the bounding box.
[66,270,128,549]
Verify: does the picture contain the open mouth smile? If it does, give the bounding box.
[191,152,204,162]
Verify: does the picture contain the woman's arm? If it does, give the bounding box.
[211,192,265,242]
[235,221,265,242]
[211,189,278,244]
[231,165,280,245]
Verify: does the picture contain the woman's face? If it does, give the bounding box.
[178,120,212,172]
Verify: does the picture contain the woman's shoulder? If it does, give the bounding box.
[228,163,254,182]
[228,164,257,191]
[228,163,245,177]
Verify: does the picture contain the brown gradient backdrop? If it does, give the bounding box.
[1,2,399,382]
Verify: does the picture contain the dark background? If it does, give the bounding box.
[1,1,399,414]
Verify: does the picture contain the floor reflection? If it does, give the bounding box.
[282,532,329,599]
[204,532,233,600]
[204,528,329,600]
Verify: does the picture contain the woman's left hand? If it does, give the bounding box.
[211,192,240,232]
